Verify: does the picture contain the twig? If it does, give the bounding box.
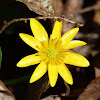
[80,3,100,13]
[0,18,30,34]
[0,16,84,34]
[36,16,84,27]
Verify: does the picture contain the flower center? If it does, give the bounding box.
[47,48,58,58]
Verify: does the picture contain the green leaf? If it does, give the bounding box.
[0,47,2,69]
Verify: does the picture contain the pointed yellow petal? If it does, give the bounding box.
[19,33,42,51]
[58,63,73,85]
[64,40,87,50]
[63,52,90,67]
[29,61,47,83]
[30,18,48,41]
[61,28,79,45]
[41,40,49,52]
[17,54,41,67]
[51,20,62,39]
[48,62,58,87]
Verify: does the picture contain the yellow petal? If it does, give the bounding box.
[19,33,42,51]
[51,20,62,39]
[63,52,90,67]
[61,28,79,45]
[17,54,41,67]
[48,62,58,87]
[64,40,87,50]
[58,63,73,85]
[29,61,47,83]
[30,18,48,41]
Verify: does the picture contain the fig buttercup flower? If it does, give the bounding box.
[17,18,90,87]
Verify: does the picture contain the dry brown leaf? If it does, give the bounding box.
[41,96,61,100]
[94,53,100,77]
[93,0,100,25]
[27,73,50,100]
[73,45,93,57]
[0,80,16,100]
[16,0,58,16]
[94,10,100,25]
[94,67,100,78]
[77,77,100,100]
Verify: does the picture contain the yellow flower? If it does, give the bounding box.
[17,18,90,87]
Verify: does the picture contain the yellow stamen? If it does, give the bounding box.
[47,48,58,58]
